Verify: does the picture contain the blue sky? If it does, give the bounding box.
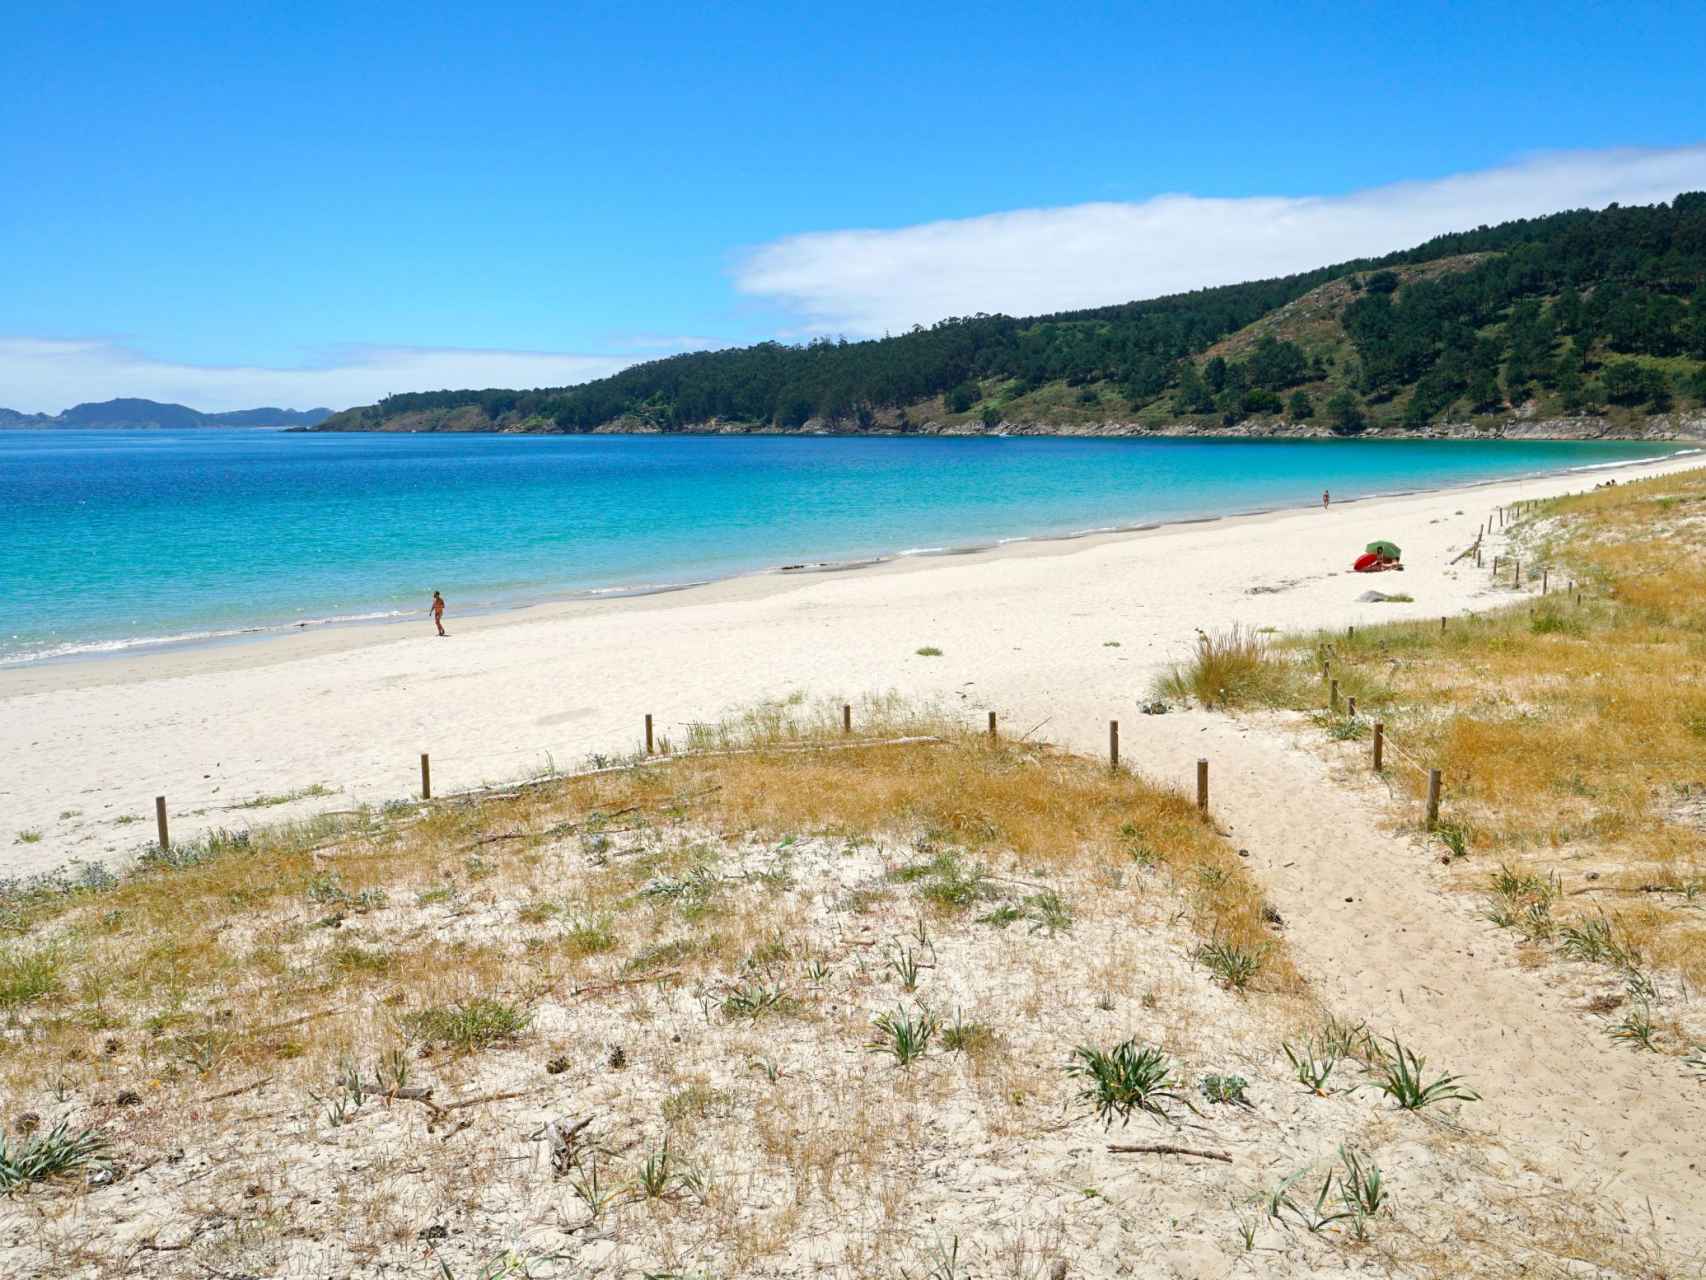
[3,1,1706,411]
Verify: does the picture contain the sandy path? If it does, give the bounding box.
[1041,708,1706,1252]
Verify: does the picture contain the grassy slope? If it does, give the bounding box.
[1182,467,1706,1046]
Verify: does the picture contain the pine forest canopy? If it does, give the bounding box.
[319,194,1706,435]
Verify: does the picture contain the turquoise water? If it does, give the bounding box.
[0,429,1685,665]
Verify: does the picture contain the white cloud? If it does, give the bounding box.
[0,339,640,415]
[734,145,1706,336]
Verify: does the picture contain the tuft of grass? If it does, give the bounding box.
[231,782,334,810]
[867,1003,938,1066]
[402,998,530,1052]
[1068,1039,1186,1125]
[1282,1038,1340,1094]
[0,1119,109,1193]
[1193,939,1264,991]
[1155,624,1295,708]
[940,1010,995,1056]
[14,830,42,845]
[891,851,993,912]
[1372,1036,1479,1111]
[721,982,794,1019]
[0,945,63,1012]
[915,646,943,657]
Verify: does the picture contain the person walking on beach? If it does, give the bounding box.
[430,590,447,637]
[1322,489,1331,510]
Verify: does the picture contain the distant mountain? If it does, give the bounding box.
[3,399,334,429]
[317,193,1706,439]
[0,407,53,427]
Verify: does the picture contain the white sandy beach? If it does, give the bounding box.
[1,451,1700,880]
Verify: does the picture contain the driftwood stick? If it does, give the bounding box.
[570,970,680,998]
[1107,1142,1232,1162]
[200,1076,273,1103]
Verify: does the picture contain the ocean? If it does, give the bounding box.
[0,428,1684,666]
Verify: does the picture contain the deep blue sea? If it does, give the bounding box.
[0,429,1685,666]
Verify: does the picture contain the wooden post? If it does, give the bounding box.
[1109,720,1119,770]
[1372,723,1384,772]
[645,714,654,755]
[987,710,997,742]
[1425,769,1442,831]
[1196,759,1209,813]
[1347,624,1354,640]
[1492,555,1500,575]
[1440,615,1446,633]
[843,703,852,734]
[1347,695,1357,718]
[1542,569,1548,595]
[1330,678,1340,712]
[1514,560,1521,588]
[155,795,169,852]
[419,754,431,800]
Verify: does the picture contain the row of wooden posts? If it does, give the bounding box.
[148,500,1580,853]
[1325,664,1442,831]
[148,707,1216,852]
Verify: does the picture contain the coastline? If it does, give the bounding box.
[3,436,1694,676]
[3,448,1702,881]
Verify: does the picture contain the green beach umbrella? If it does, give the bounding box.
[1365,540,1402,559]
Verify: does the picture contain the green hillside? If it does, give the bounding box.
[318,195,1706,436]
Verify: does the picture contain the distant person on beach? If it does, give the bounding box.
[430,590,447,637]
[1322,489,1330,510]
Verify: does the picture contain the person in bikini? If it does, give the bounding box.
[430,590,447,637]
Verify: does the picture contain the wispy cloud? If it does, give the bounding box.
[734,145,1706,336]
[0,339,641,415]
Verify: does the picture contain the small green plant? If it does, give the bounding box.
[1023,890,1073,936]
[1068,1039,1187,1125]
[1372,1037,1479,1110]
[402,998,530,1052]
[1198,1074,1251,1107]
[1560,913,1641,969]
[868,1004,939,1066]
[1265,1166,1357,1235]
[1434,820,1469,859]
[569,1155,617,1218]
[13,831,42,845]
[1193,940,1263,991]
[1609,1003,1658,1051]
[562,913,617,957]
[637,1139,674,1199]
[974,903,1023,928]
[1338,1145,1387,1217]
[721,982,792,1019]
[892,851,991,911]
[0,945,63,1012]
[0,1118,109,1192]
[902,1233,963,1280]
[941,1009,995,1055]
[888,943,923,991]
[915,646,944,657]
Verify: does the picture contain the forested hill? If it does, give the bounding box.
[318,195,1706,437]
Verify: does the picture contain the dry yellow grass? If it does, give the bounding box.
[1280,466,1706,1021]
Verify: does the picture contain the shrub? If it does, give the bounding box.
[1156,625,1290,708]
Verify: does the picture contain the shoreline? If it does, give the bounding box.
[3,440,1695,679]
